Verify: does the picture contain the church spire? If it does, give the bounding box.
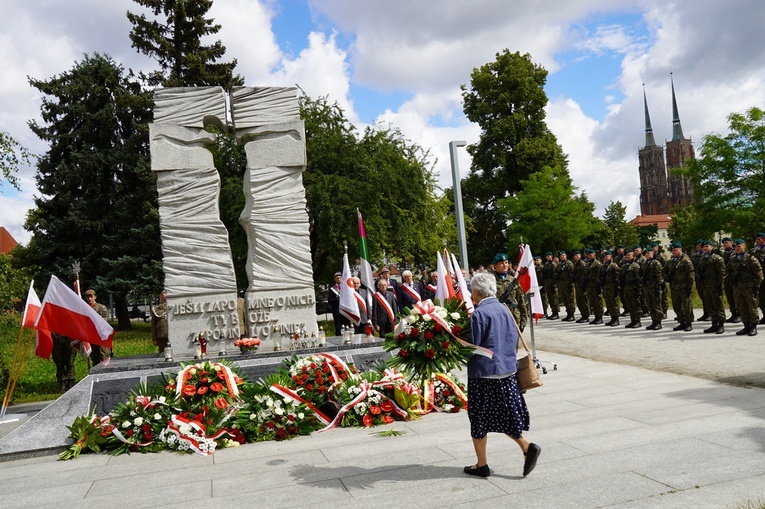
[643,84,656,147]
[671,73,685,141]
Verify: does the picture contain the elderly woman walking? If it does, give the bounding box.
[464,272,541,478]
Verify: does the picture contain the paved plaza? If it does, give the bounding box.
[1,311,764,508]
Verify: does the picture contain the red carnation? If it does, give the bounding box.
[266,421,275,429]
[363,414,373,427]
[125,429,134,437]
[306,383,314,391]
[340,373,347,380]
[382,415,394,424]
[397,333,406,341]
[425,349,436,359]
[310,363,317,369]
[409,328,420,338]
[323,365,331,373]
[214,397,227,410]
[443,389,451,397]
[434,322,443,333]
[380,400,394,413]
[452,325,462,335]
[370,405,381,415]
[399,350,409,358]
[424,331,434,341]
[441,341,450,350]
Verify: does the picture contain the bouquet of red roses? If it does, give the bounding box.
[285,353,354,409]
[328,376,409,428]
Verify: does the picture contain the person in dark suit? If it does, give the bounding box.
[372,278,398,335]
[327,272,348,335]
[397,270,424,310]
[424,270,438,301]
[379,267,398,295]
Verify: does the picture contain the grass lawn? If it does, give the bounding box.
[0,312,157,404]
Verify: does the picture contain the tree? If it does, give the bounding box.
[127,0,243,88]
[601,201,640,248]
[25,53,161,330]
[0,132,32,192]
[460,50,568,265]
[499,166,599,254]
[300,95,455,283]
[681,106,765,238]
[0,252,35,311]
[666,204,715,250]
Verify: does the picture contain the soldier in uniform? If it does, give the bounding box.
[721,237,740,323]
[728,238,764,336]
[620,250,643,328]
[613,246,625,266]
[85,289,111,365]
[51,333,77,392]
[542,252,559,319]
[752,233,765,324]
[572,250,589,323]
[664,242,695,332]
[601,250,620,326]
[642,248,664,330]
[533,256,547,316]
[691,240,711,321]
[632,246,647,318]
[697,240,726,334]
[585,249,604,324]
[150,289,168,353]
[491,253,528,331]
[556,250,576,321]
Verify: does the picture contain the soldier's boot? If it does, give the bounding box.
[549,312,560,320]
[563,313,575,322]
[605,318,614,326]
[715,323,725,334]
[66,379,75,391]
[609,318,620,327]
[590,317,603,325]
[672,323,686,331]
[735,324,751,336]
[654,321,663,330]
[698,313,711,321]
[620,309,629,317]
[624,321,635,328]
[633,320,642,328]
[662,312,668,320]
[646,321,657,330]
[641,312,649,318]
[576,316,589,323]
[748,324,758,336]
[703,322,718,334]
[727,313,741,323]
[59,381,67,393]
[683,323,693,332]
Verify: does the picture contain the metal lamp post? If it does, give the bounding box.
[449,140,469,272]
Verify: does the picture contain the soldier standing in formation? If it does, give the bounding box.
[85,289,111,365]
[664,242,695,332]
[572,250,590,323]
[601,250,621,327]
[690,240,710,322]
[542,252,559,319]
[752,233,765,325]
[534,256,547,315]
[556,250,576,321]
[491,253,528,331]
[585,249,604,324]
[728,238,763,336]
[697,240,726,334]
[621,250,643,328]
[721,237,740,323]
[642,249,664,330]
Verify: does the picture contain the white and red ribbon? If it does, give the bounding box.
[375,291,395,324]
[270,384,331,426]
[400,284,422,303]
[414,299,493,359]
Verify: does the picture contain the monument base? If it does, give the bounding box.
[166,292,241,358]
[245,288,318,341]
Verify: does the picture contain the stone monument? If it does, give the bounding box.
[150,86,317,356]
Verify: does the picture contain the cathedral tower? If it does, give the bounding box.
[664,73,695,208]
[638,87,669,215]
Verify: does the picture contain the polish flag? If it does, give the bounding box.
[339,253,361,326]
[22,281,54,359]
[518,244,544,317]
[435,251,456,303]
[35,275,114,349]
[451,252,474,314]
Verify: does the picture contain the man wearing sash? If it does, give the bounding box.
[423,270,438,301]
[397,270,424,310]
[351,276,370,334]
[327,272,348,335]
[372,278,398,335]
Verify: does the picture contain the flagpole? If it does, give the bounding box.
[0,326,26,419]
[3,329,35,418]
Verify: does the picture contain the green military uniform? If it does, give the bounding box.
[697,241,726,333]
[151,299,169,353]
[493,271,528,332]
[691,241,710,321]
[51,333,77,392]
[751,233,765,324]
[542,253,559,319]
[585,250,603,324]
[556,252,576,321]
[633,247,647,318]
[664,242,695,331]
[620,255,643,327]
[728,239,764,336]
[573,252,589,322]
[90,301,111,365]
[601,254,621,326]
[721,239,740,323]
[534,258,547,315]
[642,253,665,329]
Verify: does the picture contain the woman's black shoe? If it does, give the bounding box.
[523,443,541,476]
[463,464,490,477]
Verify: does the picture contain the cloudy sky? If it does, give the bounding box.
[2,0,764,246]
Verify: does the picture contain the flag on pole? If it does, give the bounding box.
[518,244,544,317]
[451,252,474,314]
[357,209,374,309]
[435,251,455,303]
[35,275,114,349]
[339,253,361,326]
[21,281,54,359]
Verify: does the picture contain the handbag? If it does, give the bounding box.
[515,324,543,391]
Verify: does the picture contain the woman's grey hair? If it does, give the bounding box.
[470,272,496,298]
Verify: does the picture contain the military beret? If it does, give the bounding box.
[756,232,765,238]
[722,237,732,242]
[545,251,553,256]
[559,250,566,255]
[533,255,541,260]
[633,245,642,250]
[701,240,712,246]
[573,249,581,254]
[604,249,612,255]
[616,245,624,249]
[492,253,509,264]
[695,239,703,245]
[733,239,745,246]
[670,241,682,249]
[584,248,593,254]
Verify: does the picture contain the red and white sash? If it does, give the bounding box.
[375,291,395,324]
[353,290,367,313]
[400,283,422,303]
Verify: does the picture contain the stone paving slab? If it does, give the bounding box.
[1,350,764,509]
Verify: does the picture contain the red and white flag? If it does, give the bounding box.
[35,275,114,349]
[451,252,474,314]
[21,281,54,359]
[435,250,456,303]
[339,253,361,326]
[518,244,544,318]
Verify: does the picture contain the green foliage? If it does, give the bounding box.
[636,225,659,247]
[666,205,714,249]
[460,50,568,265]
[127,0,243,88]
[301,95,454,282]
[601,201,640,248]
[0,131,33,191]
[24,53,162,330]
[499,166,600,253]
[0,253,35,311]
[681,106,765,239]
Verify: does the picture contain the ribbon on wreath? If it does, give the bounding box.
[174,362,241,401]
[270,384,332,426]
[413,300,493,359]
[317,352,352,382]
[422,373,468,413]
[165,414,231,456]
[318,380,409,432]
